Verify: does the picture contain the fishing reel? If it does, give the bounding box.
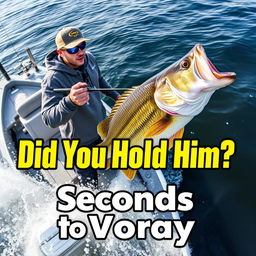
[13,48,39,77]
[14,59,33,76]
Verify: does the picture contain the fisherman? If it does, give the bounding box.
[41,27,120,187]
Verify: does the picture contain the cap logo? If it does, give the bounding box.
[68,31,79,37]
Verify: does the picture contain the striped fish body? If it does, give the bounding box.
[99,82,164,148]
[97,44,236,180]
[97,81,189,179]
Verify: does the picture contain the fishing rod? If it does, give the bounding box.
[53,87,133,92]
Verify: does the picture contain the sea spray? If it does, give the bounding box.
[0,165,57,256]
[0,165,181,256]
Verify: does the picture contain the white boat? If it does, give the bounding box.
[0,49,191,256]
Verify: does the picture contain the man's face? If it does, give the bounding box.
[59,44,86,69]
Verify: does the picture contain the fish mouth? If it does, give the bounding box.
[194,44,236,85]
[207,57,236,80]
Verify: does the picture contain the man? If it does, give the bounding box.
[41,27,119,187]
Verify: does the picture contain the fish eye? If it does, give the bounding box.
[180,59,190,69]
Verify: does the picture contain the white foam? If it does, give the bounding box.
[0,167,181,256]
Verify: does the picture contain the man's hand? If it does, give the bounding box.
[69,82,89,106]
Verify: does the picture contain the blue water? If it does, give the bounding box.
[0,0,256,255]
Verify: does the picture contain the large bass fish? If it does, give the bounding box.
[97,44,236,180]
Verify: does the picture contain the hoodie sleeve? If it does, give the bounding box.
[98,73,120,100]
[89,53,120,100]
[41,73,79,128]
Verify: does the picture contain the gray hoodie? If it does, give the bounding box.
[41,50,119,145]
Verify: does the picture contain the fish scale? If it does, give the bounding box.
[100,82,165,149]
[97,44,236,180]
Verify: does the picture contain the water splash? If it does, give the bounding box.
[0,165,57,256]
[0,167,181,256]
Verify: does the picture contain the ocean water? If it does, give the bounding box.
[0,0,255,255]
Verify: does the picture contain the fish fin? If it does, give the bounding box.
[108,86,138,118]
[122,169,137,180]
[97,86,138,140]
[97,117,111,140]
[106,159,111,169]
[144,115,173,138]
[168,128,184,149]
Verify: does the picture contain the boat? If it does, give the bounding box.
[0,49,191,256]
